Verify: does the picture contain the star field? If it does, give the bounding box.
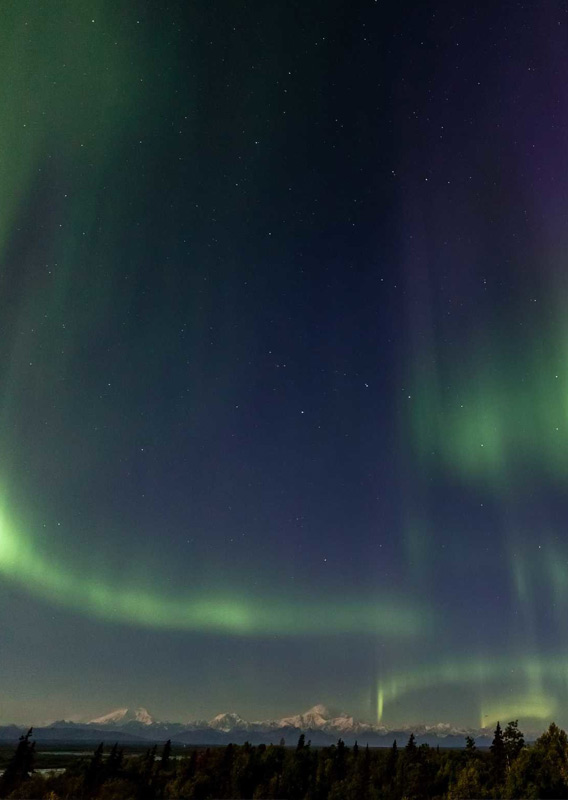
[1,0,568,729]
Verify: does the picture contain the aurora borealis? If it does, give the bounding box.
[3,0,568,730]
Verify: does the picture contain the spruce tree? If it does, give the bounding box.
[84,742,104,796]
[490,721,506,784]
[386,739,398,781]
[160,739,172,769]
[405,732,418,762]
[0,728,35,797]
[363,744,370,778]
[503,719,525,766]
[138,743,157,794]
[107,742,124,778]
[335,738,347,781]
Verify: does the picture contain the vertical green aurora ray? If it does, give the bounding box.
[376,654,568,727]
[0,1,177,434]
[0,1,145,256]
[1,4,111,436]
[0,2,224,630]
[0,2,190,573]
[397,324,568,725]
[407,320,568,489]
[388,20,568,715]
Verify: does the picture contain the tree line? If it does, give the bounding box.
[2,720,568,798]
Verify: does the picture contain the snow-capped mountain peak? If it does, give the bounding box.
[209,712,248,732]
[277,705,376,736]
[12,703,502,749]
[89,707,154,726]
[280,705,336,729]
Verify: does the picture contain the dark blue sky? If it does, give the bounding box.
[1,0,568,728]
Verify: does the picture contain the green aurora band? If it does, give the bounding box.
[377,653,568,726]
[408,323,568,489]
[398,281,568,726]
[3,0,568,728]
[0,505,425,637]
[0,0,428,646]
[0,0,152,256]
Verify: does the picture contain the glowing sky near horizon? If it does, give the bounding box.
[2,0,568,729]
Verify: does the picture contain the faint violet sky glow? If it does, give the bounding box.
[1,0,568,728]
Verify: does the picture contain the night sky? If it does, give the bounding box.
[2,0,568,729]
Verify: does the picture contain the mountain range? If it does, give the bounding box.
[0,705,499,747]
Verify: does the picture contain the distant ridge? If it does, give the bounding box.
[0,704,507,747]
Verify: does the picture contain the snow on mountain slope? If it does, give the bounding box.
[80,704,491,746]
[278,705,373,734]
[279,704,332,730]
[89,707,154,726]
[209,712,249,731]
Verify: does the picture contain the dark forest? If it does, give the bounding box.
[2,720,568,799]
